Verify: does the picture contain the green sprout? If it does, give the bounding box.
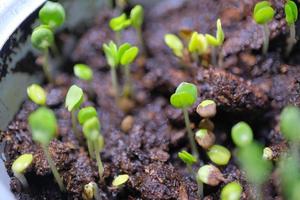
[164,34,184,58]
[120,46,139,97]
[285,0,298,56]
[112,174,129,188]
[170,82,199,158]
[253,1,275,55]
[237,142,272,200]
[220,182,243,200]
[74,64,93,82]
[82,182,101,200]
[31,25,54,82]
[231,121,253,147]
[207,144,231,166]
[109,14,131,44]
[130,5,145,53]
[65,85,84,139]
[83,117,104,179]
[188,32,208,64]
[39,1,65,30]
[197,164,225,186]
[11,154,33,188]
[205,19,224,66]
[195,129,215,149]
[28,107,65,191]
[27,84,47,105]
[196,99,217,118]
[78,106,97,125]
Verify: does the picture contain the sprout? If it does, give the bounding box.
[130,5,145,53]
[195,129,215,149]
[207,144,231,166]
[11,154,33,188]
[231,121,253,147]
[164,34,184,58]
[253,1,275,55]
[262,147,273,160]
[170,82,199,158]
[28,107,65,191]
[285,0,298,56]
[109,14,131,44]
[197,164,224,186]
[220,182,243,200]
[196,99,216,118]
[83,117,104,179]
[78,106,97,125]
[31,25,54,82]
[188,32,208,64]
[65,85,84,139]
[74,64,93,82]
[280,106,300,142]
[205,19,224,66]
[82,182,101,200]
[112,174,129,187]
[39,1,65,30]
[27,84,47,105]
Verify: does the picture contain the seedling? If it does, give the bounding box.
[109,14,131,44]
[164,34,184,58]
[112,174,129,188]
[231,121,253,147]
[253,1,275,55]
[188,32,208,64]
[11,154,33,188]
[27,84,47,105]
[196,99,216,118]
[130,5,145,53]
[39,1,65,30]
[83,182,101,200]
[170,82,199,158]
[220,182,243,200]
[74,64,93,82]
[83,117,104,179]
[195,129,215,149]
[207,144,231,166]
[285,0,298,56]
[28,107,65,191]
[197,164,224,186]
[205,19,224,66]
[65,85,84,139]
[120,46,139,97]
[78,106,97,125]
[31,25,54,82]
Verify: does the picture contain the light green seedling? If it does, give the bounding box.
[130,5,145,52]
[12,154,33,188]
[231,121,253,147]
[39,1,65,29]
[74,64,93,82]
[28,107,65,191]
[285,0,298,56]
[220,182,243,200]
[188,32,208,64]
[109,14,131,44]
[280,106,300,142]
[27,84,47,105]
[112,174,129,188]
[78,106,97,125]
[170,82,199,158]
[65,85,84,139]
[207,145,231,166]
[164,34,184,58]
[253,1,275,55]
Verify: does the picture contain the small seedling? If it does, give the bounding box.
[83,117,104,179]
[39,1,66,30]
[83,182,101,200]
[31,25,54,82]
[65,85,84,139]
[195,129,215,149]
[188,32,208,63]
[130,5,145,53]
[220,182,243,200]
[196,99,216,118]
[253,1,275,55]
[285,0,298,56]
[164,34,184,58]
[263,147,273,160]
[170,82,199,158]
[11,154,33,188]
[28,107,65,191]
[112,174,129,188]
[74,64,93,82]
[205,19,224,66]
[78,106,97,125]
[280,106,300,142]
[109,14,131,44]
[207,144,231,166]
[197,164,224,186]
[27,84,47,105]
[231,121,253,147]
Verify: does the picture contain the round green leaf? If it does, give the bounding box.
[254,1,271,16]
[27,84,47,105]
[170,82,198,108]
[39,1,65,29]
[164,34,184,58]
[178,150,197,165]
[65,85,84,112]
[109,14,131,32]
[31,25,54,51]
[207,145,231,166]
[120,47,139,65]
[12,154,33,174]
[130,5,144,29]
[112,174,129,187]
[74,64,93,81]
[83,117,100,141]
[280,106,300,141]
[220,182,243,200]
[285,0,298,25]
[117,43,132,63]
[78,106,97,125]
[231,121,253,147]
[253,5,275,24]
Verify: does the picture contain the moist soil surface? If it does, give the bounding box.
[1,0,299,199]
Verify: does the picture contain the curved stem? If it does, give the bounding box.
[286,23,297,57]
[42,145,65,191]
[183,108,199,159]
[42,49,53,83]
[87,139,95,159]
[262,24,270,55]
[14,172,28,188]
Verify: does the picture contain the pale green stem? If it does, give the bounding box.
[262,23,270,55]
[93,183,102,200]
[43,49,53,83]
[196,175,203,199]
[14,172,28,188]
[87,139,95,159]
[110,67,120,100]
[93,140,104,179]
[123,64,133,97]
[253,184,263,200]
[50,41,59,57]
[192,52,199,65]
[136,27,146,55]
[182,108,199,159]
[286,23,297,57]
[71,110,79,139]
[115,31,121,45]
[211,46,217,66]
[218,48,224,67]
[42,145,65,191]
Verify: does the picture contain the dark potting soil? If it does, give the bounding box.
[1,0,299,199]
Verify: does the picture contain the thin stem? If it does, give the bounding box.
[218,48,224,67]
[42,49,53,83]
[136,27,147,56]
[196,175,203,199]
[123,64,133,97]
[87,139,95,159]
[183,108,199,158]
[93,140,104,179]
[285,23,297,57]
[108,0,113,9]
[253,184,263,200]
[14,172,28,188]
[262,24,270,55]
[115,31,121,45]
[71,110,79,139]
[110,67,120,100]
[50,41,59,57]
[93,182,102,200]
[192,52,199,65]
[42,145,65,191]
[211,46,217,66]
